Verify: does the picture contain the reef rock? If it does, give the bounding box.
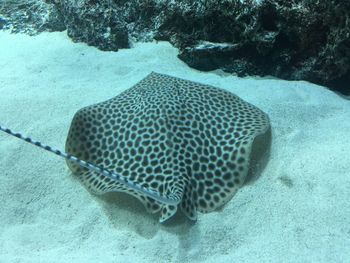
[55,0,129,51]
[157,0,350,95]
[0,0,65,35]
[1,0,349,95]
[53,0,350,94]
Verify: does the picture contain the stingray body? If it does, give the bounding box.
[65,72,271,222]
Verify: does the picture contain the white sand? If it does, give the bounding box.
[0,31,349,263]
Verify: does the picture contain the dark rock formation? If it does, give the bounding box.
[56,0,129,51]
[0,0,65,35]
[1,0,349,95]
[157,0,350,95]
[52,0,350,95]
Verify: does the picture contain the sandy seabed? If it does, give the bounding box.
[0,31,349,263]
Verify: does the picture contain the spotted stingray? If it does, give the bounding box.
[0,72,271,223]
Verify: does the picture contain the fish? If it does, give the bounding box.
[0,72,271,223]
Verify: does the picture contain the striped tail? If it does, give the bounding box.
[0,125,180,206]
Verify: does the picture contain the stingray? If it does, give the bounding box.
[0,72,271,223]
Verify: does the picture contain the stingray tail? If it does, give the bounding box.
[0,125,181,206]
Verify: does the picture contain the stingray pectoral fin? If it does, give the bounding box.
[179,185,198,221]
[159,205,178,223]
